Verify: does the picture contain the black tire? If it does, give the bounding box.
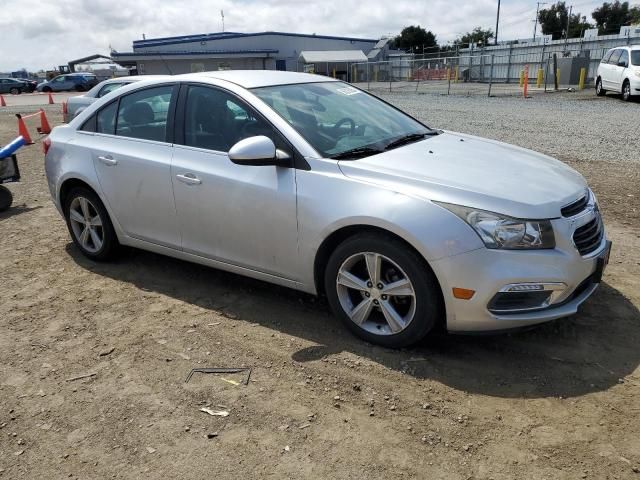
[622,80,631,102]
[9,87,20,95]
[42,86,52,93]
[0,185,13,212]
[324,233,443,348]
[596,77,606,96]
[63,187,119,261]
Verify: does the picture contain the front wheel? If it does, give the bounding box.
[9,87,20,95]
[596,78,606,96]
[324,233,443,348]
[622,80,631,102]
[64,187,119,261]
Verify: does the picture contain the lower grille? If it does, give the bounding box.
[573,216,603,256]
[488,291,552,313]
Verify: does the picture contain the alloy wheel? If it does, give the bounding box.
[69,196,104,253]
[336,252,417,336]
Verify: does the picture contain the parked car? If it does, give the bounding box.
[17,78,38,92]
[44,71,610,348]
[37,73,99,93]
[66,76,168,121]
[0,78,28,94]
[596,45,640,101]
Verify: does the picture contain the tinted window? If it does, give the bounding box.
[183,85,277,152]
[80,115,96,132]
[618,50,629,67]
[608,49,622,65]
[98,82,126,98]
[116,85,173,142]
[601,50,613,63]
[632,51,640,66]
[97,102,118,134]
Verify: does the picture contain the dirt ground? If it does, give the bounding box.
[1,100,639,480]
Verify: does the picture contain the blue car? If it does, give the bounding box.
[36,73,99,93]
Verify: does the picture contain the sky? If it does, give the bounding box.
[1,0,609,72]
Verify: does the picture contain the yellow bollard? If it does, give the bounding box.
[454,66,459,83]
[556,68,561,86]
[446,67,451,81]
[332,68,336,79]
[519,70,524,87]
[352,66,357,82]
[578,67,586,90]
[374,69,378,82]
[536,68,544,88]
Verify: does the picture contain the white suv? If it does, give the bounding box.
[596,45,640,101]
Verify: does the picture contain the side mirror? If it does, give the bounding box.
[228,136,290,167]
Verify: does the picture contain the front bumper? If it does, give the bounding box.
[431,209,608,333]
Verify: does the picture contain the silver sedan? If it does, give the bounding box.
[44,71,611,347]
[65,76,168,121]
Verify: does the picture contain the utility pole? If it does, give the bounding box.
[495,0,501,45]
[564,5,572,50]
[221,10,225,32]
[533,2,546,41]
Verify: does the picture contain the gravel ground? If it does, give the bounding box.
[1,94,639,480]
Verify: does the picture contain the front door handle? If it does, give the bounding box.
[176,173,202,185]
[97,155,117,166]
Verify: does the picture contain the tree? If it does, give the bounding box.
[592,1,638,34]
[392,26,438,52]
[538,2,593,40]
[457,27,494,47]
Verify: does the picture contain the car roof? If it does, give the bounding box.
[609,45,640,50]
[175,70,338,89]
[100,75,169,84]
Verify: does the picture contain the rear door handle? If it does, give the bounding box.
[97,155,117,166]
[176,173,202,185]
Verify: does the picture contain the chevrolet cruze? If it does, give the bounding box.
[44,71,611,347]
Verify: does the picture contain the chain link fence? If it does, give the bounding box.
[347,46,612,97]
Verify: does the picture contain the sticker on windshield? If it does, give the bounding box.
[336,86,361,96]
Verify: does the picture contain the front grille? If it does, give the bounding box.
[573,216,603,256]
[561,194,589,217]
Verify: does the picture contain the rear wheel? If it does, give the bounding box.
[596,77,606,96]
[622,80,631,102]
[324,233,442,348]
[0,185,13,212]
[9,87,20,95]
[64,187,118,260]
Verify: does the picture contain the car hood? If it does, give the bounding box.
[337,131,587,219]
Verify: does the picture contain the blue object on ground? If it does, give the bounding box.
[0,136,26,159]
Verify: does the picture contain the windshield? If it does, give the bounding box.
[251,81,433,159]
[632,51,640,66]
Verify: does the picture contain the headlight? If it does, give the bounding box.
[436,203,555,249]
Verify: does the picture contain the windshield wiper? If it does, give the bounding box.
[329,146,383,160]
[383,131,438,151]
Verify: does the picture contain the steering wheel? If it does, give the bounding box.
[332,117,356,137]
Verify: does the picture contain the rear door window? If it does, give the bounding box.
[618,50,629,67]
[98,82,126,98]
[608,49,622,65]
[115,85,173,142]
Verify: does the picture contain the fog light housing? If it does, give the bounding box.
[488,282,567,313]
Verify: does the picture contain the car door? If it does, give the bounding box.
[84,83,181,248]
[604,49,622,89]
[0,79,8,94]
[612,50,629,92]
[171,83,299,280]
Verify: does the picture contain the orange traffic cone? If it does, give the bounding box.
[38,109,52,134]
[62,101,68,114]
[0,95,6,107]
[48,92,54,104]
[16,114,34,145]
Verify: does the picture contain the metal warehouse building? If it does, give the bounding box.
[111,31,378,77]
